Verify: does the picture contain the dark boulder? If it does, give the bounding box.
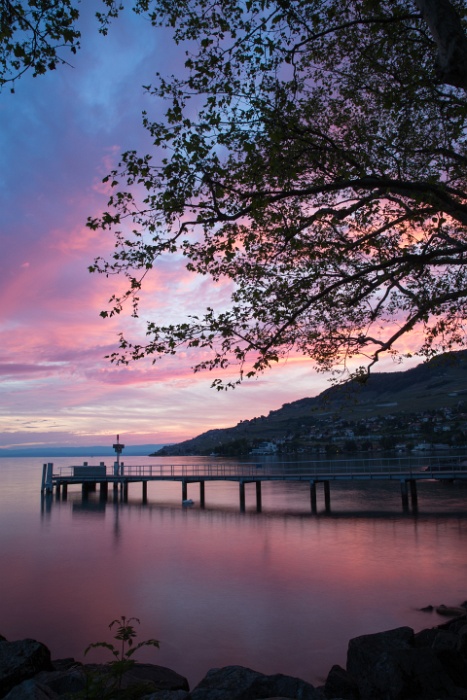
[34,664,87,696]
[33,661,189,698]
[189,665,320,700]
[4,679,59,699]
[117,662,189,693]
[346,626,414,700]
[0,639,52,699]
[323,664,359,700]
[143,691,190,700]
[345,625,467,700]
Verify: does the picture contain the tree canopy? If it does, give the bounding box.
[7,0,467,386]
[0,0,82,89]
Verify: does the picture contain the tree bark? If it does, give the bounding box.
[413,0,467,89]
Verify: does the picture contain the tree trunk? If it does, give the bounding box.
[413,0,467,89]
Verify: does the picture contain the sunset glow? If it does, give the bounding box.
[0,7,424,452]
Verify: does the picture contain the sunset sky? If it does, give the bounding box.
[0,5,421,452]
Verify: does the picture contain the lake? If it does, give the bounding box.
[1,455,467,689]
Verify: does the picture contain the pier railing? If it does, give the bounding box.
[55,453,467,480]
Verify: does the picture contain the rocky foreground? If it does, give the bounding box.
[3,615,467,699]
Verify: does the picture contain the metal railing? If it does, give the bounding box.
[55,453,467,480]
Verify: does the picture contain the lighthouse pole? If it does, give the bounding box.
[113,434,125,475]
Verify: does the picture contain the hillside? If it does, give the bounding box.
[153,351,467,456]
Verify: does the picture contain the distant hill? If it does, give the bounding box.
[0,444,166,458]
[153,351,467,456]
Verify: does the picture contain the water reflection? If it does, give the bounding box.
[41,475,462,520]
[40,481,467,529]
[6,457,467,689]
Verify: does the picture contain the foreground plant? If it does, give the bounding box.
[81,616,160,699]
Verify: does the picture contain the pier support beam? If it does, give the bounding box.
[324,481,331,512]
[310,481,317,513]
[199,481,205,508]
[400,479,409,511]
[62,483,67,500]
[409,479,418,510]
[401,479,418,512]
[100,482,108,501]
[122,481,128,502]
[182,480,188,502]
[142,481,147,504]
[41,463,54,494]
[256,481,262,512]
[239,481,246,512]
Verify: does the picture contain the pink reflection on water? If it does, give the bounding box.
[1,458,467,689]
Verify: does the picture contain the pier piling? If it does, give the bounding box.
[324,481,331,512]
[256,481,262,512]
[310,481,317,513]
[239,481,246,511]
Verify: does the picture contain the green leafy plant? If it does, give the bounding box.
[82,616,160,698]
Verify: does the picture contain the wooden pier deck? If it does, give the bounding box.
[41,454,467,513]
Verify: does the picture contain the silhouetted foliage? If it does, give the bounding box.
[0,0,80,90]
[87,0,467,387]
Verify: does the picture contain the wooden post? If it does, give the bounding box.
[45,463,53,494]
[400,479,409,511]
[100,482,108,501]
[62,482,67,499]
[142,481,147,503]
[409,479,418,510]
[324,481,331,511]
[310,480,317,513]
[255,481,262,512]
[182,480,188,501]
[199,481,205,508]
[239,481,246,511]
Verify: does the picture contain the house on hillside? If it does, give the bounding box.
[250,441,278,455]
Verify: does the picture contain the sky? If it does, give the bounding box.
[0,4,422,452]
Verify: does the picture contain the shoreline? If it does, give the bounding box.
[3,613,467,699]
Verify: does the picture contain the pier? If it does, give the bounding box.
[40,454,467,513]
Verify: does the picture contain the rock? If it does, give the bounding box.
[120,662,189,692]
[346,625,467,700]
[33,661,189,698]
[431,629,459,652]
[0,639,52,699]
[436,605,467,618]
[50,659,80,672]
[143,691,190,700]
[413,627,439,648]
[347,625,414,700]
[189,665,320,700]
[3,679,59,699]
[323,664,359,700]
[34,665,87,696]
[419,605,434,612]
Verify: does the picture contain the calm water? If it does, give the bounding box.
[1,455,467,688]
